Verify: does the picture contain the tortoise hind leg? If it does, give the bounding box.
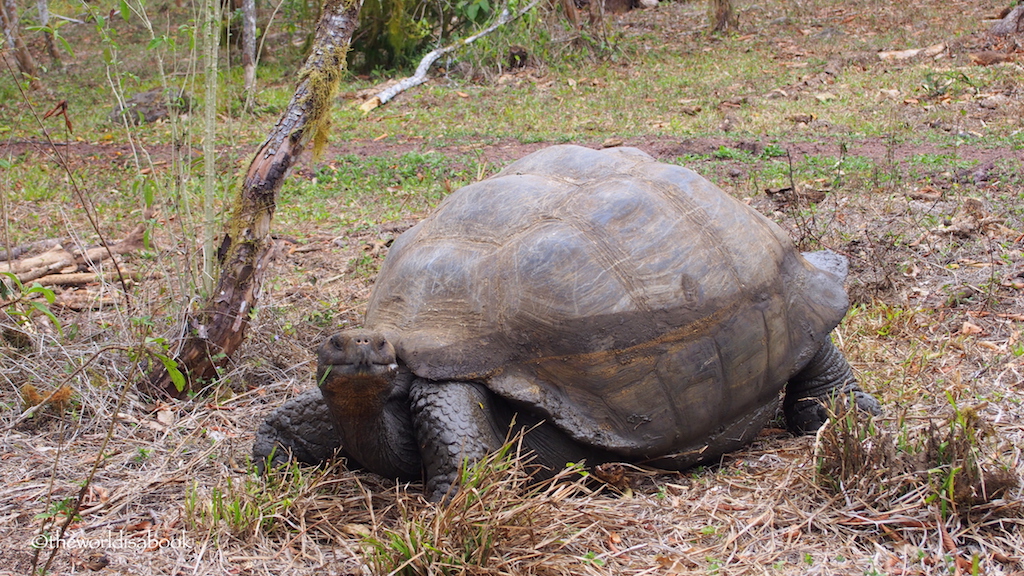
[784,338,881,433]
[409,380,506,501]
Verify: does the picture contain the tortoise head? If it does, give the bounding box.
[317,329,402,416]
[317,329,398,382]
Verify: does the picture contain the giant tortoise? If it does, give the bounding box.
[253,145,880,500]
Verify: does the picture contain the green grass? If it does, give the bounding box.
[276,151,482,232]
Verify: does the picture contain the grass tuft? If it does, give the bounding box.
[815,394,1019,517]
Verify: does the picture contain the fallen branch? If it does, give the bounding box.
[36,271,157,287]
[0,238,62,262]
[0,224,146,284]
[359,0,543,113]
[54,293,120,311]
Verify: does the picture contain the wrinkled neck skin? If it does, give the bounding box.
[318,364,422,480]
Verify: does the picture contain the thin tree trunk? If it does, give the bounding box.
[146,0,364,397]
[241,0,257,107]
[1,0,42,89]
[560,0,578,29]
[202,0,220,295]
[709,0,737,32]
[35,0,61,68]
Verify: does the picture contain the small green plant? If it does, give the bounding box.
[1,273,63,338]
[185,460,314,540]
[35,497,81,524]
[920,70,977,99]
[366,436,591,574]
[712,145,750,161]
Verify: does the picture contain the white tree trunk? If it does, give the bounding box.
[35,0,60,66]
[241,0,257,106]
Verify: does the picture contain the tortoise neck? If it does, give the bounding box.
[321,369,422,480]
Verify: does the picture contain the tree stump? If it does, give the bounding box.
[990,5,1024,36]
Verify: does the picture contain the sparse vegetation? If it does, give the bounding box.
[2,0,1023,573]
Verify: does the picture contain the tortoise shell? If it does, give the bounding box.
[363,145,847,458]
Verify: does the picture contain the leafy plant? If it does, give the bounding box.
[1,273,63,338]
[185,460,319,539]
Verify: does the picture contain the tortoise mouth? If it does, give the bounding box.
[317,361,402,404]
[321,361,399,377]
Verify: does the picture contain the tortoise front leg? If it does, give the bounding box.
[784,337,881,433]
[409,380,506,501]
[252,387,343,472]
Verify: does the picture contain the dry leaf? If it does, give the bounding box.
[72,552,110,571]
[82,485,110,508]
[969,51,1014,66]
[960,321,983,335]
[342,524,372,537]
[124,520,154,532]
[156,410,175,426]
[359,97,381,112]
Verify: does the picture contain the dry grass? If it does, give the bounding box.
[2,278,1022,574]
